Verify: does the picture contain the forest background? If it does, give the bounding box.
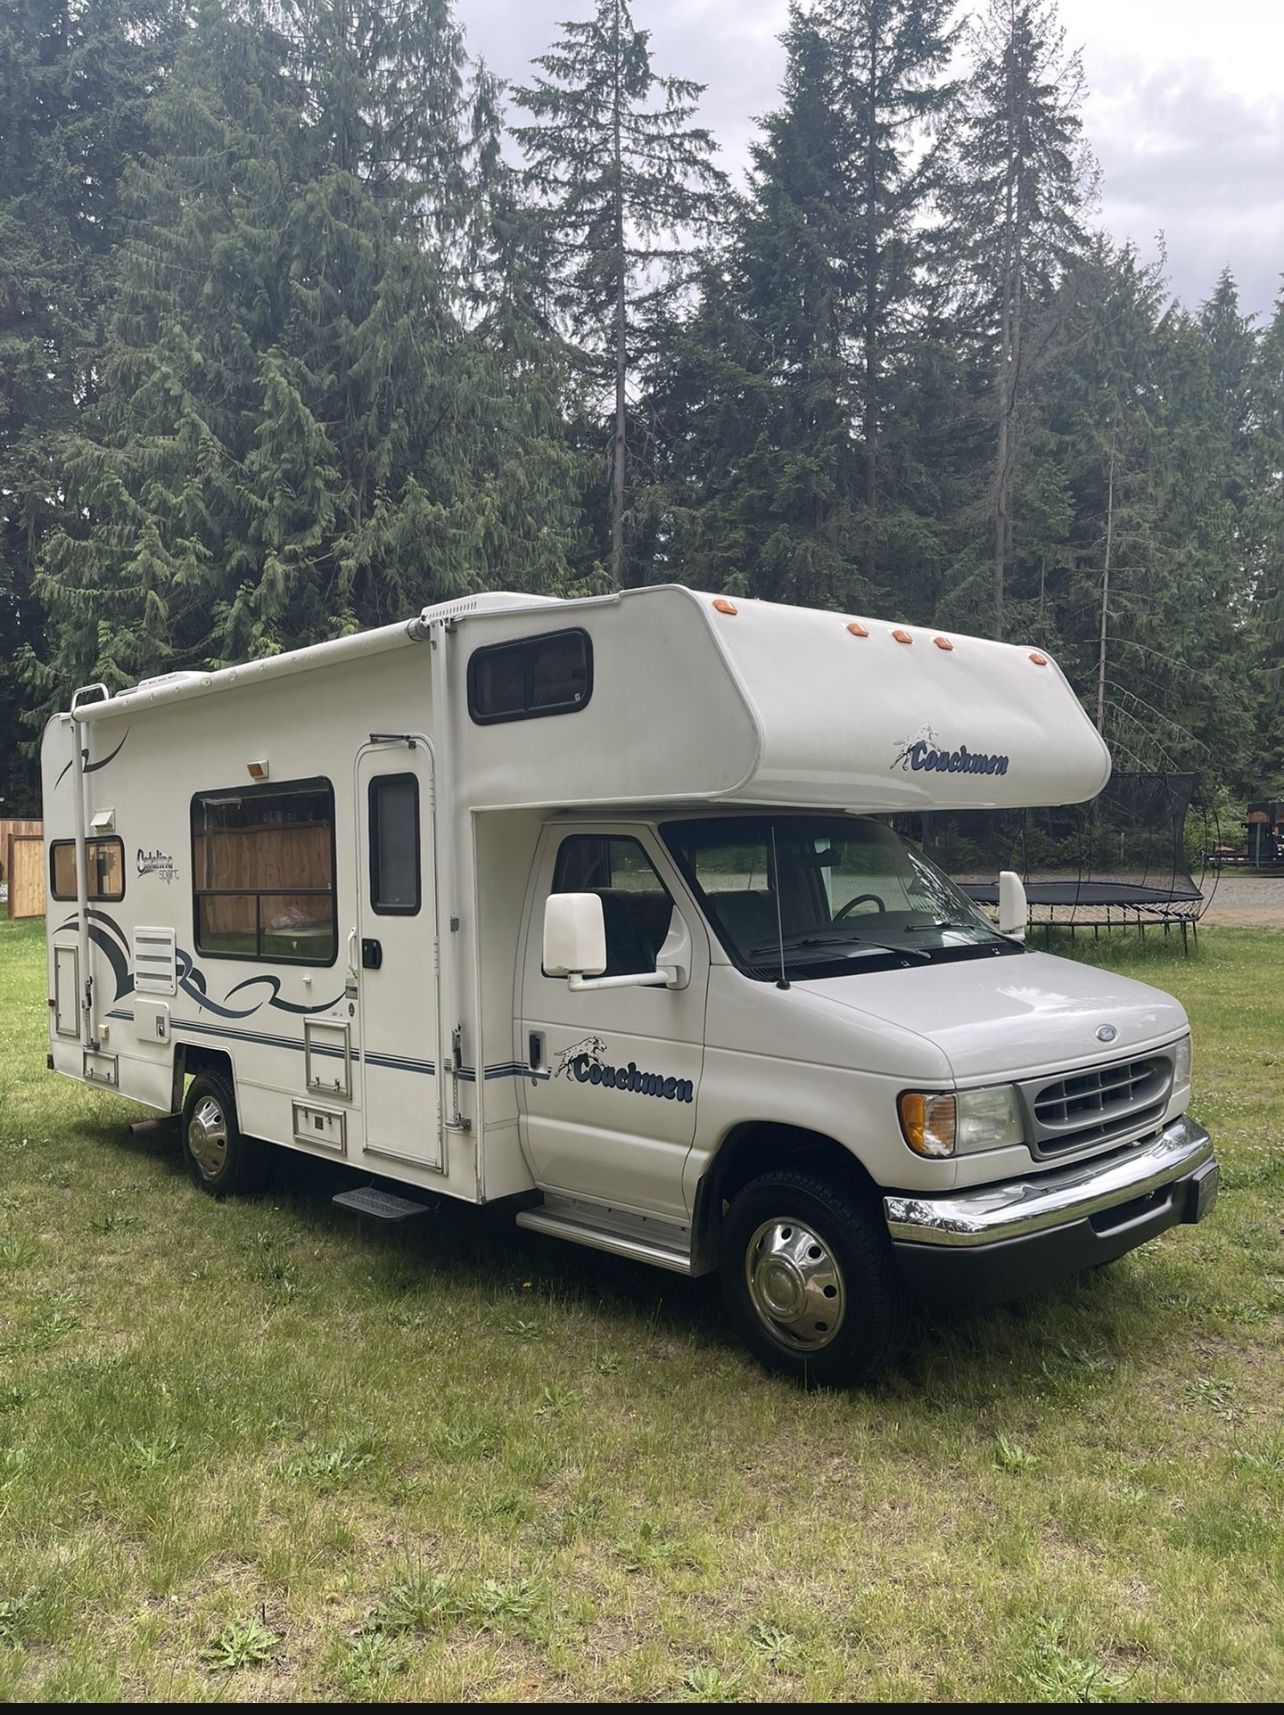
[1,0,1281,818]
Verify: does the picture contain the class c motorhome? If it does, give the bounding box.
[41,586,1218,1385]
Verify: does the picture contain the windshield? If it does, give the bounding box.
[663,815,1017,980]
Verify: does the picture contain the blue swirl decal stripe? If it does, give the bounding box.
[54,729,130,789]
[175,949,343,1018]
[54,909,134,1002]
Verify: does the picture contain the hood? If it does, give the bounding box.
[793,949,1188,1082]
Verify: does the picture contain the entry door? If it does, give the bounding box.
[519,830,707,1222]
[355,742,441,1169]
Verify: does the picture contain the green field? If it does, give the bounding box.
[1,915,1281,1701]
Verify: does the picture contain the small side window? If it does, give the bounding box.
[49,837,125,902]
[468,629,592,725]
[369,774,420,915]
[551,835,675,977]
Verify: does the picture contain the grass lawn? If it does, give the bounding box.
[0,915,1282,1701]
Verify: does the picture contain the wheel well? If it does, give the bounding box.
[177,1044,236,1101]
[693,1123,879,1270]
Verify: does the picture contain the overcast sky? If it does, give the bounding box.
[457,0,1284,322]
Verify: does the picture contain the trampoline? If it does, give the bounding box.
[905,773,1215,949]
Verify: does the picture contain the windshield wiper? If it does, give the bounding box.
[748,933,930,963]
[903,919,998,936]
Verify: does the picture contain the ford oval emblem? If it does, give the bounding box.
[1096,1024,1118,1043]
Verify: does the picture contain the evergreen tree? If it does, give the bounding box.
[1253,288,1284,775]
[31,0,584,704]
[812,0,956,589]
[0,0,182,808]
[943,0,1090,634]
[512,0,726,588]
[653,13,863,607]
[654,3,956,616]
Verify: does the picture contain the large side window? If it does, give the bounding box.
[552,836,674,977]
[49,837,125,902]
[369,773,420,915]
[191,778,336,965]
[468,629,592,725]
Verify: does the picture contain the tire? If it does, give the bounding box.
[719,1169,909,1389]
[181,1068,267,1197]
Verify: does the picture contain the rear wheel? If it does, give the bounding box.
[181,1068,267,1197]
[719,1169,908,1388]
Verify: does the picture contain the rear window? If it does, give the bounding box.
[49,838,125,902]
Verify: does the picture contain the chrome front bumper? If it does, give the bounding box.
[885,1115,1215,1250]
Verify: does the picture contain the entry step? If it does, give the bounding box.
[332,1186,433,1223]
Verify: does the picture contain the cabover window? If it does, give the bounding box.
[49,837,125,902]
[191,778,337,965]
[467,629,592,725]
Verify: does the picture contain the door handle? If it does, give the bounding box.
[361,938,383,970]
[529,1031,543,1070]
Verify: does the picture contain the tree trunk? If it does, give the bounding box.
[609,1,627,592]
[993,72,1017,639]
[862,14,879,591]
[1095,407,1117,733]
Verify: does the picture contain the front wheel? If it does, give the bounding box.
[181,1068,268,1197]
[719,1169,909,1388]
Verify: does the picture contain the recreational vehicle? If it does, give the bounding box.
[40,587,1218,1385]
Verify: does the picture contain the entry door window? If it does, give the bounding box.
[369,774,421,915]
[552,836,674,977]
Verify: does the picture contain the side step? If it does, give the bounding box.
[332,1186,434,1223]
[515,1205,692,1274]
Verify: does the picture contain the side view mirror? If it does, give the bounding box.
[543,892,606,978]
[998,870,1027,941]
[542,893,677,993]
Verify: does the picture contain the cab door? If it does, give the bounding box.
[355,742,441,1169]
[518,827,707,1221]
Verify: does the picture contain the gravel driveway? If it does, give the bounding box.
[1200,871,1284,927]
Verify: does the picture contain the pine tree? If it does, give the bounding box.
[943,0,1090,634]
[811,0,956,590]
[0,0,182,808]
[1253,288,1284,774]
[32,0,585,704]
[654,12,863,608]
[512,0,726,589]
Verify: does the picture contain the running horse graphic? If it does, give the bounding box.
[553,1035,608,1080]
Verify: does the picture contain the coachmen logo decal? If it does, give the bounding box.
[554,1035,694,1104]
[892,722,1009,777]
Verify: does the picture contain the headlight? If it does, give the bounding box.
[898,1084,1024,1158]
[956,1084,1024,1151]
[1172,1033,1192,1090]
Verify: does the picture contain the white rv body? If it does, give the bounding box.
[41,586,1216,1384]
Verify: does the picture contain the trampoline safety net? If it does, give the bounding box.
[895,772,1209,938]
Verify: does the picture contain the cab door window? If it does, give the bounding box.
[552,836,675,977]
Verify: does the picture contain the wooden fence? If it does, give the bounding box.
[2,821,44,920]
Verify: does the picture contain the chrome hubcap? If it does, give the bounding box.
[187,1096,228,1177]
[745,1218,846,1350]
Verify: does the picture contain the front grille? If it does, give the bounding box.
[1022,1053,1173,1157]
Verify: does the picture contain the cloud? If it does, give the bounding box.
[456,2,1283,320]
[1086,56,1284,316]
